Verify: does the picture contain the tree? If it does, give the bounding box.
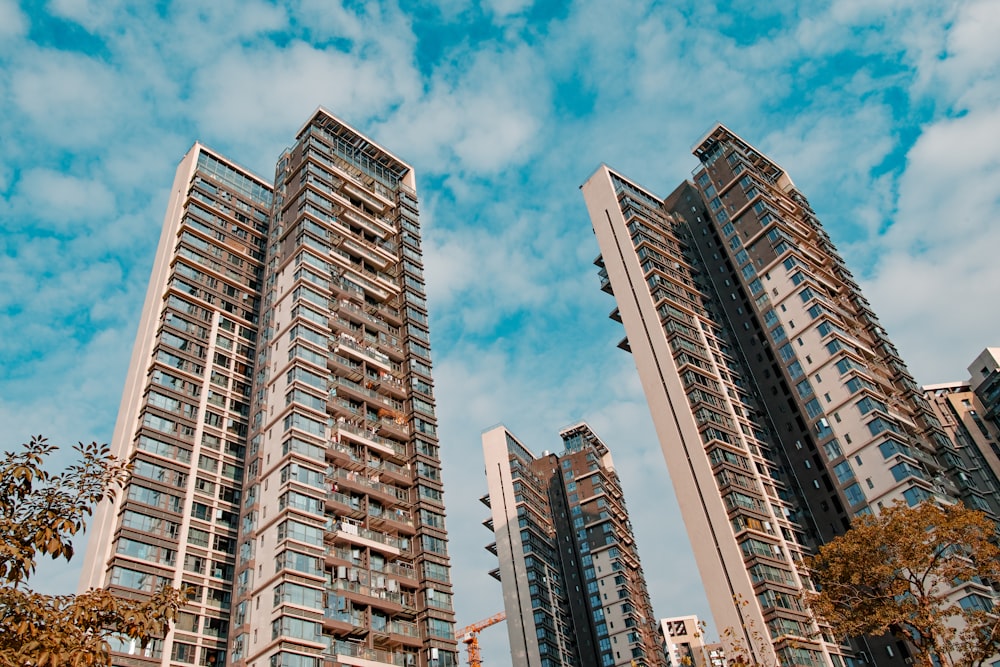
[806,500,1000,667]
[0,435,186,667]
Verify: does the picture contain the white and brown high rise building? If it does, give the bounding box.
[79,109,458,667]
[581,124,1000,667]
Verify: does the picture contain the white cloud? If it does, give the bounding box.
[45,0,123,31]
[187,30,422,169]
[9,48,127,150]
[861,106,1000,383]
[0,0,27,39]
[9,168,115,230]
[930,0,1000,109]
[483,0,533,20]
[375,41,545,176]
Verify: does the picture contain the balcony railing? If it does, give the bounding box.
[329,641,412,667]
[327,468,410,504]
[328,579,416,611]
[327,517,412,553]
[333,420,408,457]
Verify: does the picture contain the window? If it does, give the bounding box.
[833,461,854,483]
[822,440,842,460]
[890,462,926,483]
[903,487,930,506]
[171,642,196,664]
[857,396,887,415]
[843,483,865,507]
[959,594,993,612]
[868,417,902,436]
[878,439,910,459]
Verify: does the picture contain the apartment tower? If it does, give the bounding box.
[481,423,665,667]
[581,124,1000,666]
[923,349,1000,516]
[79,109,458,667]
[78,143,272,665]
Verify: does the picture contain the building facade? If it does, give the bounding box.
[924,347,1000,516]
[969,348,1000,438]
[581,124,1000,667]
[79,109,458,667]
[659,615,725,667]
[78,143,272,665]
[481,423,665,667]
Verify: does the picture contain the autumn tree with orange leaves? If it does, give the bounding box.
[0,436,185,667]
[807,501,1000,667]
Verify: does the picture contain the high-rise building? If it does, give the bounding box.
[79,109,458,667]
[79,143,273,666]
[923,349,1000,515]
[581,124,999,667]
[969,348,1000,436]
[481,423,665,667]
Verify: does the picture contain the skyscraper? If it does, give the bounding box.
[581,124,998,666]
[481,423,665,667]
[79,109,458,667]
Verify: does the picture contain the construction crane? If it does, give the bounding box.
[457,611,506,667]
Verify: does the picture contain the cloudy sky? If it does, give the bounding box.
[2,0,999,663]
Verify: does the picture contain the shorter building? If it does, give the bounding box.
[969,348,1000,437]
[923,347,1000,517]
[659,615,726,667]
[481,423,665,667]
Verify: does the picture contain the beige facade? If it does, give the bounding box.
[582,165,843,667]
[79,109,457,667]
[79,144,273,665]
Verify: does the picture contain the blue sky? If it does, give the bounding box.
[2,0,999,663]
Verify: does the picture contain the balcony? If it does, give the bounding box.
[334,421,408,460]
[368,505,415,530]
[383,619,421,643]
[340,205,394,241]
[327,579,416,613]
[327,468,410,507]
[327,640,415,667]
[326,517,411,555]
[334,333,392,370]
[333,298,395,335]
[342,180,392,216]
[330,375,402,412]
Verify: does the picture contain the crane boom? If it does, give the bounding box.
[456,611,506,667]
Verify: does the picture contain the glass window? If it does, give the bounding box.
[833,461,854,483]
[843,483,865,506]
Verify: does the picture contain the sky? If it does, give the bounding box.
[1,0,999,664]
